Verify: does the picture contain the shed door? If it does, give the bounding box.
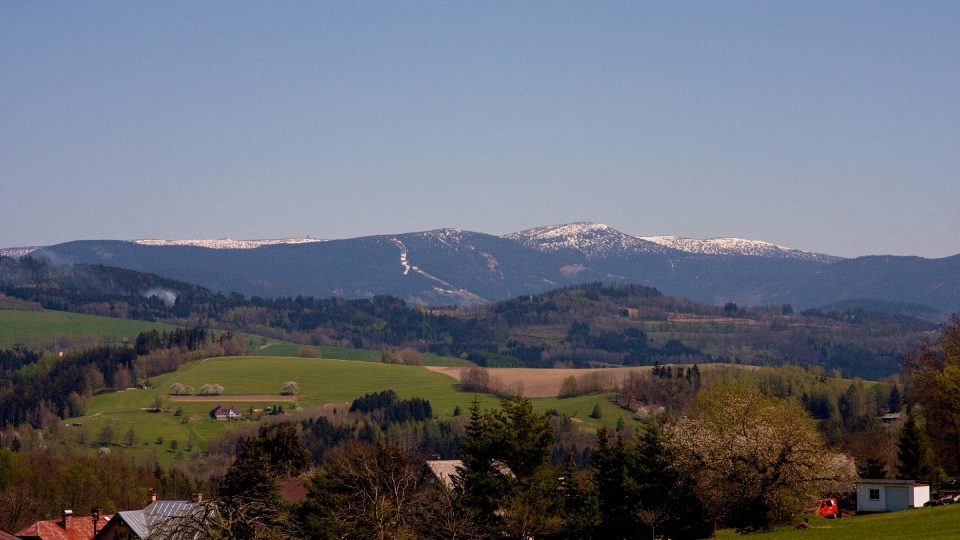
[885,486,909,511]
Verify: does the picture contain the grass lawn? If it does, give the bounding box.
[715,505,960,539]
[70,355,634,464]
[0,308,174,349]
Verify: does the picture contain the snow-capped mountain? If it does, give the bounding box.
[133,237,324,249]
[639,236,840,262]
[504,223,668,258]
[504,223,837,261]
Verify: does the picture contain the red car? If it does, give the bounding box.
[816,498,841,518]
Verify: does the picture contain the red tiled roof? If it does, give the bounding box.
[279,477,308,504]
[14,515,112,540]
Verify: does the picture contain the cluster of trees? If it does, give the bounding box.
[459,367,524,398]
[134,327,209,355]
[0,346,137,427]
[0,449,207,533]
[380,347,424,365]
[901,314,960,477]
[558,370,616,398]
[618,363,703,411]
[349,390,433,425]
[0,324,232,428]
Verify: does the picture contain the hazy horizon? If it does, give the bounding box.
[2,3,958,258]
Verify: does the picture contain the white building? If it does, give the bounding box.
[856,479,929,512]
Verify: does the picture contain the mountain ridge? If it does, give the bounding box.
[8,223,959,315]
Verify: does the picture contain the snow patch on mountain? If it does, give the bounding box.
[640,236,838,261]
[0,246,44,258]
[133,238,324,249]
[505,223,667,258]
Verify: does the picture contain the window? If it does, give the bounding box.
[869,488,880,500]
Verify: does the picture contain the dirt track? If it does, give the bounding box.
[169,394,297,402]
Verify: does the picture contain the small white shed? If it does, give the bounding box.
[856,479,930,512]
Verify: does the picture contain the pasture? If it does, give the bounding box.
[715,504,960,539]
[0,307,174,350]
[69,356,635,464]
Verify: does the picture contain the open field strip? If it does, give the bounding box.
[427,365,654,397]
[169,395,298,402]
[715,504,960,539]
[70,356,635,464]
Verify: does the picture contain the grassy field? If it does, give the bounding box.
[69,356,634,464]
[0,307,175,350]
[243,340,473,366]
[715,505,960,539]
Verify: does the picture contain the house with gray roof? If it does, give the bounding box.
[93,499,196,540]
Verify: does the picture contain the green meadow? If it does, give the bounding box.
[70,355,634,464]
[715,505,960,539]
[0,307,174,349]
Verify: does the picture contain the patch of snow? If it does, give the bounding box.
[505,222,666,258]
[640,236,838,261]
[0,246,44,258]
[391,238,412,275]
[507,223,839,261]
[391,238,485,302]
[133,238,324,249]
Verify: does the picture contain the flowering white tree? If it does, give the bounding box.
[667,383,856,530]
[200,384,224,396]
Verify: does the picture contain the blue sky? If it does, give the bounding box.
[1,2,957,257]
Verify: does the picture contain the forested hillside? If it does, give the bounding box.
[0,257,937,377]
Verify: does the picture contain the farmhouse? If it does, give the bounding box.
[856,478,930,512]
[424,459,463,490]
[209,406,241,421]
[13,509,112,540]
[423,459,514,491]
[93,493,199,540]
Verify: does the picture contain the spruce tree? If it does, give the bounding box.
[590,427,632,539]
[458,398,505,522]
[858,456,888,479]
[887,385,902,413]
[629,427,712,540]
[896,414,934,480]
[590,403,603,419]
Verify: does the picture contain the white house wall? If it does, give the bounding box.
[857,482,926,512]
[857,484,887,512]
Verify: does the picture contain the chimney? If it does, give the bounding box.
[148,487,157,504]
[191,493,203,503]
[92,508,101,536]
[60,509,73,529]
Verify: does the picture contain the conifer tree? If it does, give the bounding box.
[896,414,934,481]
